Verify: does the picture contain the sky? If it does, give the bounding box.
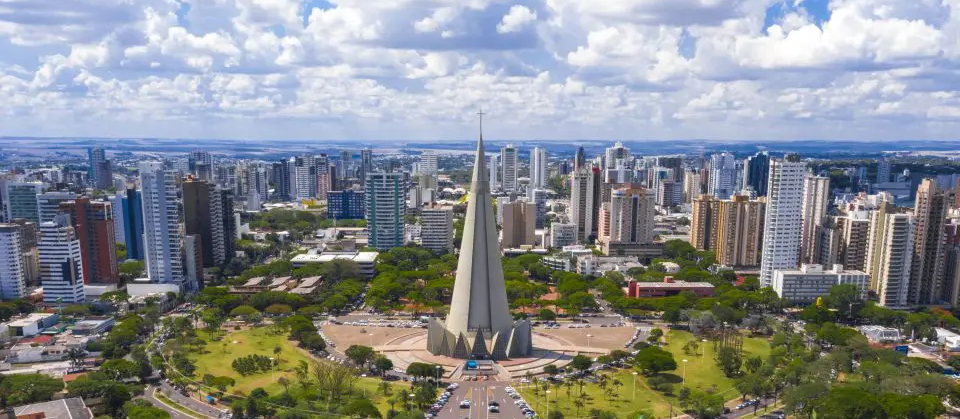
[0,0,959,142]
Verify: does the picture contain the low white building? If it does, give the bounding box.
[936,327,960,352]
[659,261,681,274]
[290,250,378,278]
[772,264,869,304]
[859,325,902,343]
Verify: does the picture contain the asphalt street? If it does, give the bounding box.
[147,382,230,418]
[435,382,531,419]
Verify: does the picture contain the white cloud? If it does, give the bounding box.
[497,5,537,33]
[1,0,960,140]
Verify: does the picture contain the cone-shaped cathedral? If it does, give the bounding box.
[426,118,532,360]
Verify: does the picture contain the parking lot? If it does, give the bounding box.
[432,382,535,419]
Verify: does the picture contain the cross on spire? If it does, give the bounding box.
[477,108,485,140]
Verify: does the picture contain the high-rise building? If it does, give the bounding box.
[877,158,891,184]
[359,149,373,188]
[607,187,655,245]
[109,194,125,246]
[339,150,352,178]
[760,155,806,286]
[292,155,317,200]
[500,144,519,192]
[683,170,702,203]
[528,188,548,229]
[248,165,269,202]
[420,150,438,178]
[692,194,765,267]
[570,167,601,244]
[4,182,42,223]
[709,152,737,199]
[220,189,236,263]
[88,148,112,190]
[139,162,188,289]
[188,151,215,181]
[0,224,26,300]
[910,179,951,305]
[316,154,332,198]
[501,201,536,248]
[744,152,770,196]
[488,154,498,189]
[690,195,720,251]
[420,205,453,254]
[9,219,39,285]
[800,175,830,264]
[716,195,766,267]
[835,214,871,272]
[656,156,684,182]
[530,147,547,189]
[864,194,898,289]
[574,146,585,172]
[183,177,226,268]
[119,188,144,260]
[550,223,577,248]
[327,190,365,219]
[657,181,683,207]
[874,213,915,308]
[39,215,85,304]
[271,161,292,201]
[58,198,119,284]
[605,142,630,170]
[36,191,77,225]
[365,172,405,251]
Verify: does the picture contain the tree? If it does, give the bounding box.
[229,305,260,318]
[813,386,882,419]
[570,355,593,372]
[265,303,293,316]
[827,283,863,321]
[100,359,140,381]
[647,328,664,344]
[62,304,90,317]
[119,260,146,281]
[345,399,382,419]
[880,393,945,419]
[406,362,444,379]
[538,309,557,321]
[124,400,171,419]
[716,347,742,377]
[345,345,376,367]
[633,347,677,375]
[0,374,64,407]
[682,389,725,419]
[373,356,394,376]
[543,364,560,375]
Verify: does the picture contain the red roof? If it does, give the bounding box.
[19,335,53,345]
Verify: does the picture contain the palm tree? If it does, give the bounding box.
[273,345,282,369]
[66,347,86,372]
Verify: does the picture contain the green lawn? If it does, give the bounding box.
[519,330,771,419]
[185,327,403,414]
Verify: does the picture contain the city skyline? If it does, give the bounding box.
[2,1,960,141]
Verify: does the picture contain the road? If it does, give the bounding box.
[142,382,229,419]
[143,386,196,419]
[435,382,529,419]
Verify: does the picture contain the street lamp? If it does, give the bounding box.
[435,365,442,391]
[701,338,708,366]
[682,359,688,385]
[545,390,551,419]
[369,332,375,347]
[632,371,638,400]
[586,334,593,349]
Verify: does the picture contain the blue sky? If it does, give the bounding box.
[0,0,957,141]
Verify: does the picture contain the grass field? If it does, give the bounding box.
[185,327,403,413]
[518,330,772,419]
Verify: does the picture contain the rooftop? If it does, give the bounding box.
[13,398,93,419]
[6,313,57,327]
[631,281,715,288]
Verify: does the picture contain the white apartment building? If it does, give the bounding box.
[0,224,26,300]
[501,145,519,192]
[420,206,453,254]
[760,156,807,287]
[874,213,915,308]
[772,264,868,304]
[365,172,406,251]
[550,223,577,248]
[531,147,547,189]
[800,175,830,264]
[139,162,188,289]
[36,191,77,225]
[39,217,85,304]
[709,152,737,200]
